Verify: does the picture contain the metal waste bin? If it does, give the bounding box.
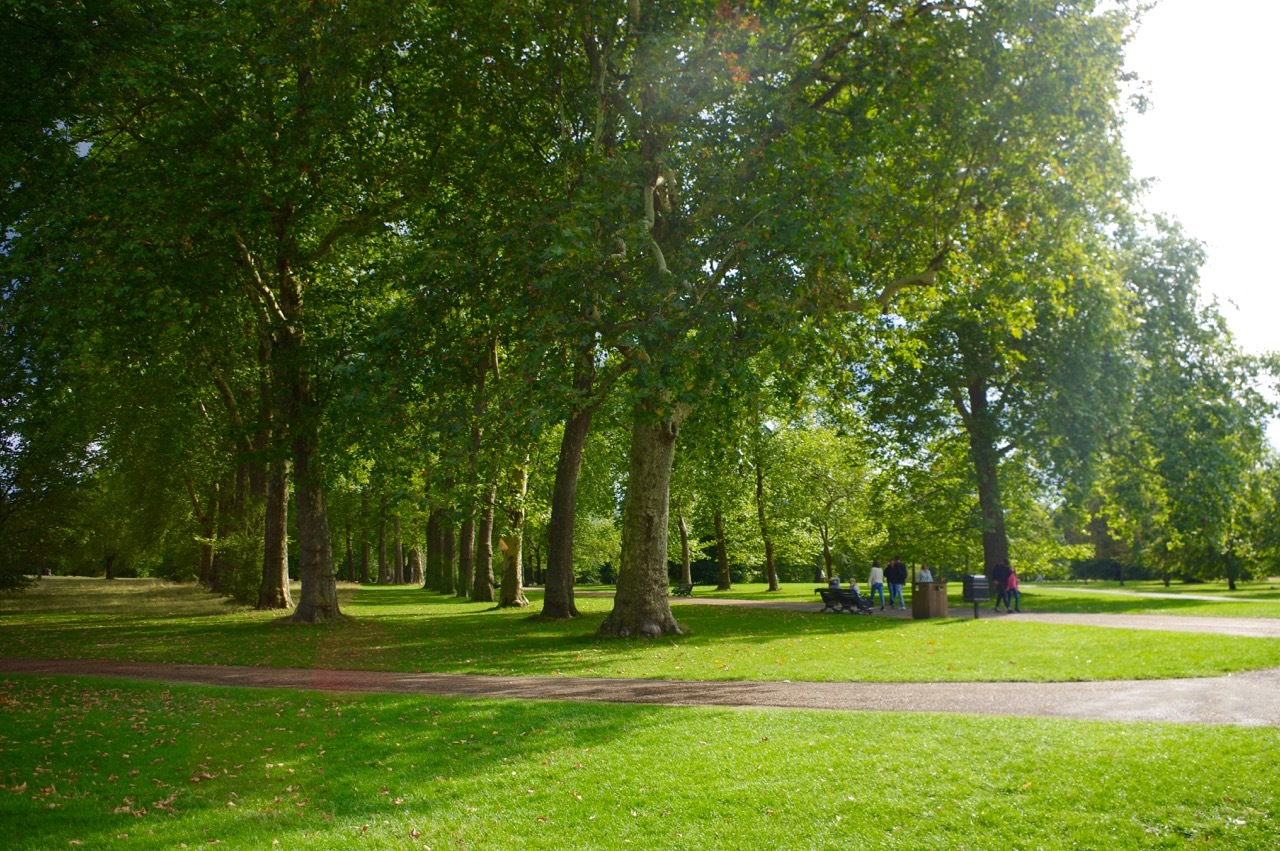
[962,575,990,618]
[911,582,948,619]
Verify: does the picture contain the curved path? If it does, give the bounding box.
[3,656,1278,728]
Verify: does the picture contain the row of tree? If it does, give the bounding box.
[3,2,1276,628]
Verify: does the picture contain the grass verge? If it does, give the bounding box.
[1,676,1276,850]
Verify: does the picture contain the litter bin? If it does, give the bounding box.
[911,581,948,619]
[962,575,990,619]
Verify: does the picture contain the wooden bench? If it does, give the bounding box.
[670,583,694,597]
[817,587,872,614]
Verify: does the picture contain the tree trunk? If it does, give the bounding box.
[257,458,292,610]
[104,553,117,580]
[378,496,388,584]
[499,465,530,608]
[408,548,423,588]
[677,512,692,586]
[541,370,594,618]
[714,510,731,591]
[441,515,456,595]
[393,515,404,585]
[965,378,1011,573]
[359,492,371,584]
[597,408,687,638]
[472,483,497,602]
[344,526,354,582]
[457,517,475,598]
[819,522,833,583]
[425,509,444,591]
[289,419,340,623]
[754,450,779,592]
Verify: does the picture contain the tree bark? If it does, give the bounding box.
[256,457,292,610]
[499,465,530,608]
[472,483,497,602]
[360,539,370,584]
[714,510,732,590]
[964,377,1011,573]
[597,407,687,638]
[541,402,593,619]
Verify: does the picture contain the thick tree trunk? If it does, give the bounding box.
[457,517,475,598]
[541,369,595,618]
[360,539,370,584]
[257,458,292,610]
[408,548,423,588]
[289,419,340,623]
[677,512,692,585]
[499,465,529,608]
[965,378,1011,573]
[472,484,497,602]
[597,408,687,638]
[104,553,117,580]
[754,453,779,592]
[714,510,731,591]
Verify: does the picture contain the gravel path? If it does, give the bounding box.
[4,655,1279,727]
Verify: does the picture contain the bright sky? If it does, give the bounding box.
[1122,0,1280,359]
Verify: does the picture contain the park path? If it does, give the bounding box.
[3,655,1279,728]
[666,594,1280,638]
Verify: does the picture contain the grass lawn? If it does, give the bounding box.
[1,676,1277,850]
[2,578,1280,683]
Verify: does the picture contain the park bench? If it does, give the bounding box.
[816,587,873,614]
[670,583,694,597]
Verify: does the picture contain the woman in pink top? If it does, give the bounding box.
[1005,568,1021,613]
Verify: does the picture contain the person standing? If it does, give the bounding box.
[868,561,886,610]
[1005,566,1022,613]
[918,564,934,583]
[885,557,907,610]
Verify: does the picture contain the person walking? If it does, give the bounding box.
[991,560,1013,612]
[868,561,886,610]
[885,557,908,610]
[1006,566,1022,613]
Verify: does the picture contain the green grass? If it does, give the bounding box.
[1,675,1276,850]
[3,578,1280,683]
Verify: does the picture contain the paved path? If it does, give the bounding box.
[4,656,1279,728]
[670,595,1280,638]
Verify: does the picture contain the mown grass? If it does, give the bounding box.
[3,579,1280,683]
[1,675,1276,850]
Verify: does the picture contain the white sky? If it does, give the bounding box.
[1122,0,1280,359]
